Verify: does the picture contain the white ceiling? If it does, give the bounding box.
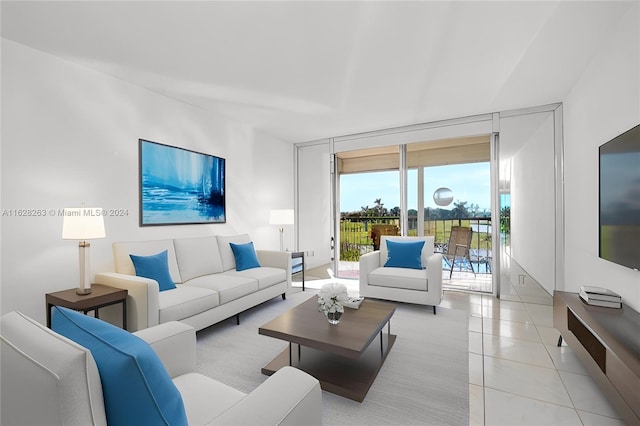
[1,1,634,143]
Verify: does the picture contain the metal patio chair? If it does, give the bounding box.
[443,226,476,278]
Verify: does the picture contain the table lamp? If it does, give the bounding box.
[269,209,294,251]
[62,207,106,295]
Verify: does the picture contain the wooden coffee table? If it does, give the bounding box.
[259,297,396,402]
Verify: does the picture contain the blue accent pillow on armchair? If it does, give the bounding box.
[130,250,176,291]
[384,240,425,269]
[51,306,188,426]
[229,241,261,271]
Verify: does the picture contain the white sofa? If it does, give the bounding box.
[96,234,291,331]
[0,310,322,425]
[359,235,443,314]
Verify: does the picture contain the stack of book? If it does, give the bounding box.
[579,286,622,308]
[343,296,364,309]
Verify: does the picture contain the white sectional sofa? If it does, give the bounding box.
[96,234,291,332]
[0,310,322,426]
[359,235,443,314]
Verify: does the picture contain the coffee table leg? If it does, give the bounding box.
[380,320,392,358]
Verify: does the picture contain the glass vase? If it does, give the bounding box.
[326,310,342,325]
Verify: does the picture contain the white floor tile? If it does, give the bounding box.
[536,325,563,346]
[524,303,554,327]
[481,305,533,324]
[469,384,485,426]
[558,370,621,419]
[469,331,483,355]
[442,291,483,315]
[484,388,582,426]
[481,297,528,311]
[577,410,627,426]
[545,344,589,375]
[482,318,541,343]
[470,352,484,386]
[469,315,483,333]
[483,335,555,368]
[483,356,573,407]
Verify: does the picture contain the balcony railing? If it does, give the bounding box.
[339,215,493,273]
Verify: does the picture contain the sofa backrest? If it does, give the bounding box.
[216,234,252,271]
[174,236,224,282]
[0,311,107,426]
[113,239,183,284]
[380,236,435,266]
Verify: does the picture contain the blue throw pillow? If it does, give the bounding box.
[384,240,425,269]
[130,250,176,291]
[229,241,261,271]
[51,306,188,426]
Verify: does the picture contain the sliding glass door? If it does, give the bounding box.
[333,136,495,293]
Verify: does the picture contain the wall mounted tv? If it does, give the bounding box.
[139,139,226,226]
[598,123,640,270]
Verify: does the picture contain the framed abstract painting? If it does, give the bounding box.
[139,139,226,226]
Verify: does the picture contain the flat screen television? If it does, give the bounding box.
[598,123,640,270]
[139,139,226,226]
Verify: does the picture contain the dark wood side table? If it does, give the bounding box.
[291,251,305,291]
[46,284,128,330]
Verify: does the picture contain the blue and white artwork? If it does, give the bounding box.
[139,139,226,225]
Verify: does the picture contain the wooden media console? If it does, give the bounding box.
[553,291,640,425]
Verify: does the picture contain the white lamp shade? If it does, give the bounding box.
[62,207,106,240]
[269,209,294,225]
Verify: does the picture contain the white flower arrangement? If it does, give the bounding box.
[317,282,349,314]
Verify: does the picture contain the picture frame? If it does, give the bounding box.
[139,139,226,226]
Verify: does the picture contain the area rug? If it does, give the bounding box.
[195,291,469,425]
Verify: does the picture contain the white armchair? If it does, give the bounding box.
[0,311,322,426]
[359,236,443,314]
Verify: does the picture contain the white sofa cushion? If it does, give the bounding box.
[223,267,287,290]
[173,372,246,425]
[380,235,434,268]
[184,274,259,304]
[158,286,220,323]
[174,236,224,282]
[0,311,107,426]
[113,240,183,284]
[216,234,252,271]
[368,266,429,291]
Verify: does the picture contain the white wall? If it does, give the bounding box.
[297,142,332,269]
[0,39,293,323]
[563,3,640,311]
[500,111,557,295]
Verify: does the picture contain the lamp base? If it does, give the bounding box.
[76,287,92,296]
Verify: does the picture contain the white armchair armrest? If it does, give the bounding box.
[95,272,160,332]
[134,321,196,378]
[359,250,381,292]
[426,253,443,295]
[209,366,322,426]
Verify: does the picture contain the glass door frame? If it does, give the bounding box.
[330,123,501,297]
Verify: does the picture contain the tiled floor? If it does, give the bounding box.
[441,279,625,425]
[297,257,625,425]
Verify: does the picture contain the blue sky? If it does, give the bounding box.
[340,162,491,213]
